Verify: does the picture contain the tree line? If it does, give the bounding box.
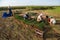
[0,6,56,11]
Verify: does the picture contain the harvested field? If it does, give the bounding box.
[0,6,60,40]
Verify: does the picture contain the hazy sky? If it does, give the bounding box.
[0,0,60,6]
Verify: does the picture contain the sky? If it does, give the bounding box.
[0,0,60,7]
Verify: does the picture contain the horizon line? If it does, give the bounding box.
[0,5,60,7]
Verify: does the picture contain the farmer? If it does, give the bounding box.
[8,6,13,16]
[43,15,50,25]
[2,6,13,18]
[23,13,30,20]
[49,16,56,25]
[37,13,44,22]
[2,12,8,18]
[47,16,50,23]
[43,15,51,40]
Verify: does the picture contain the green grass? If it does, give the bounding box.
[15,14,45,30]
[44,6,60,16]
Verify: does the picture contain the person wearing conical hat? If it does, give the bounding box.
[49,16,56,25]
[37,13,44,22]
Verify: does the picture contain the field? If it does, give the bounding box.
[0,6,60,40]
